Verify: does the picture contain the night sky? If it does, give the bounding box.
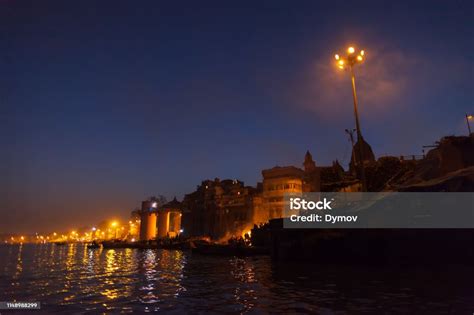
[1,1,472,234]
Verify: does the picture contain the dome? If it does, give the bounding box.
[350,137,375,171]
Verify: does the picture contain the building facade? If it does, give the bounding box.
[181,179,257,240]
[163,149,371,240]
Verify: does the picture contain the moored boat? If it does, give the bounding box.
[87,241,101,249]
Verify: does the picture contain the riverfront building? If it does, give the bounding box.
[180,150,360,240]
[138,145,376,241]
[136,136,474,241]
[138,197,183,241]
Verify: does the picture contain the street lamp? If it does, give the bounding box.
[465,114,473,135]
[345,128,357,174]
[335,46,367,191]
[111,221,118,239]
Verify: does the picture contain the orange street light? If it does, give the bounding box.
[111,221,119,239]
[334,45,367,191]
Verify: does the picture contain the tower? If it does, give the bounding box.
[303,151,317,172]
[349,137,376,175]
[139,200,157,241]
[303,151,321,192]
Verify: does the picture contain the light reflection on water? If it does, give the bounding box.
[0,243,472,313]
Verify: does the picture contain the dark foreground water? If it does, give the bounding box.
[0,244,472,314]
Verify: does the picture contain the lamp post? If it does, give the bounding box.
[466,114,473,135]
[345,128,357,174]
[335,46,367,191]
[111,221,118,239]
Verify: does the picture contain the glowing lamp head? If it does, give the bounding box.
[348,46,355,54]
[338,60,344,66]
[360,50,365,56]
[334,54,340,60]
[468,115,473,119]
[357,55,363,61]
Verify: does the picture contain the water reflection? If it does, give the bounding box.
[136,249,186,309]
[12,243,23,287]
[229,258,258,313]
[0,244,471,314]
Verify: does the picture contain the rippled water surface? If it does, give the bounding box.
[0,244,472,314]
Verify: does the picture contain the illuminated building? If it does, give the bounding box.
[260,166,304,220]
[139,200,157,241]
[157,198,183,238]
[138,197,183,241]
[181,179,258,240]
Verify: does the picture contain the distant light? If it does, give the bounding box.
[468,115,473,119]
[92,227,96,231]
[348,46,355,54]
[111,221,118,227]
[334,54,340,60]
[151,202,157,208]
[179,229,184,233]
[131,238,136,242]
[360,50,365,56]
[338,60,344,66]
[357,55,363,61]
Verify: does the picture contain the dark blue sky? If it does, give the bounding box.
[1,1,472,233]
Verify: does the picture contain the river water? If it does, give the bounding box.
[0,244,472,314]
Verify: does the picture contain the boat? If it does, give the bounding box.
[86,241,101,249]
